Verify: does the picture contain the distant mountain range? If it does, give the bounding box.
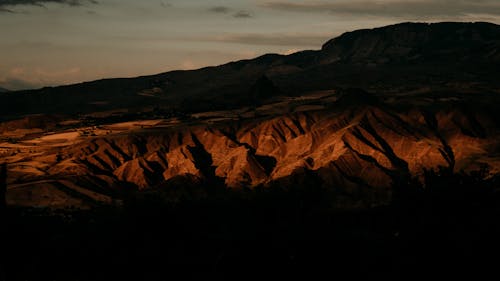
[0,87,9,93]
[1,22,499,119]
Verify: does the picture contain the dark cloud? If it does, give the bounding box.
[261,0,500,18]
[0,6,13,12]
[0,0,97,11]
[209,6,254,19]
[209,6,230,14]
[233,10,252,18]
[200,33,331,47]
[160,1,171,8]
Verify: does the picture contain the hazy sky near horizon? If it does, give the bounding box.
[1,0,500,90]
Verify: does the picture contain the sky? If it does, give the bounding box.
[1,0,500,90]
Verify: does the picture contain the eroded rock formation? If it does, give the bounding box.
[5,95,498,208]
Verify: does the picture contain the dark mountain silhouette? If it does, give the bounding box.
[0,87,9,93]
[1,22,499,119]
[249,75,282,105]
[321,22,500,64]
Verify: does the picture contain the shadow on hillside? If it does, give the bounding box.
[2,167,500,280]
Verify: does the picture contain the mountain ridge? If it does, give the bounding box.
[321,22,500,62]
[4,92,500,208]
[1,21,499,119]
[2,22,500,208]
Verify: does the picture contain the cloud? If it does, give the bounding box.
[179,59,201,70]
[283,48,300,55]
[0,66,82,90]
[0,6,13,12]
[0,0,97,12]
[197,33,331,47]
[160,1,171,8]
[209,6,230,14]
[261,0,500,19]
[209,6,253,19]
[0,77,39,91]
[233,10,252,18]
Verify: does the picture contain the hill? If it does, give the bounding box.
[2,22,500,208]
[0,22,499,120]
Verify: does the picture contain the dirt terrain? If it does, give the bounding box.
[2,22,500,209]
[2,89,499,208]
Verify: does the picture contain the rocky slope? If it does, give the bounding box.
[2,22,500,208]
[4,91,500,208]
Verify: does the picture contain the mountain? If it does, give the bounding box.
[4,88,500,208]
[4,22,500,281]
[0,87,9,93]
[2,22,500,209]
[0,22,499,120]
[321,22,500,64]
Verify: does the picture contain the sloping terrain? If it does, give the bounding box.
[0,22,499,119]
[3,90,500,208]
[2,22,500,208]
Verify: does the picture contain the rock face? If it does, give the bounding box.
[6,95,495,208]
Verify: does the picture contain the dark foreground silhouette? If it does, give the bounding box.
[2,168,500,280]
